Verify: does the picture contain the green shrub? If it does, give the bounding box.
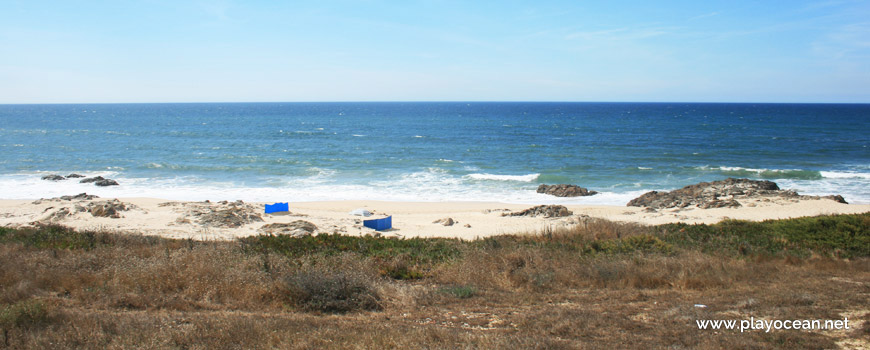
[0,225,106,250]
[657,213,870,258]
[0,299,49,329]
[240,233,462,265]
[440,285,477,299]
[588,235,674,255]
[764,214,869,257]
[379,264,425,280]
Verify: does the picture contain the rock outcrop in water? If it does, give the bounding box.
[537,184,598,197]
[627,178,848,209]
[504,205,572,218]
[41,174,66,181]
[94,179,119,187]
[78,176,120,186]
[79,176,105,183]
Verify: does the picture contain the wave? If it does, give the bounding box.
[699,166,822,180]
[2,168,868,204]
[820,171,870,179]
[465,173,540,182]
[303,167,336,178]
[536,174,576,184]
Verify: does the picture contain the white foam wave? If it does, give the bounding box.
[304,167,336,178]
[705,166,803,173]
[465,173,540,182]
[4,163,868,205]
[6,173,865,205]
[698,166,823,179]
[820,171,870,179]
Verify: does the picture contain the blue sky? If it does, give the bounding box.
[1,0,869,103]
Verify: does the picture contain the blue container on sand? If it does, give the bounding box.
[265,202,289,213]
[363,216,392,231]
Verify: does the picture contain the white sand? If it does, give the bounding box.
[1,196,867,241]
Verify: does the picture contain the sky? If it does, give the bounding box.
[1,0,869,103]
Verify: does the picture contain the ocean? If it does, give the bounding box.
[1,102,868,204]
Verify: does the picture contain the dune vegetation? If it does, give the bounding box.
[1,213,868,349]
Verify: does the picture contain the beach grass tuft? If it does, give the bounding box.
[240,233,464,264]
[283,267,381,313]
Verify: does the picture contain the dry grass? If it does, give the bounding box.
[0,214,868,349]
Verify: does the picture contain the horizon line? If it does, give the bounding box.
[2,100,869,106]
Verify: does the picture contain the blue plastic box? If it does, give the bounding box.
[363,216,392,231]
[265,202,289,213]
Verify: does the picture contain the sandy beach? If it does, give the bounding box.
[2,195,867,240]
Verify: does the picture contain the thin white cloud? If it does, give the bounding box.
[564,26,673,42]
[812,21,870,60]
[688,11,720,21]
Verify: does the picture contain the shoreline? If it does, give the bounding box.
[2,196,868,241]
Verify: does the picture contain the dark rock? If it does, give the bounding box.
[189,201,264,228]
[821,195,848,204]
[60,193,99,201]
[45,207,72,222]
[32,193,100,204]
[198,209,262,228]
[94,179,119,186]
[537,184,598,197]
[66,173,86,178]
[259,221,317,237]
[504,205,572,218]
[41,174,66,181]
[88,199,128,218]
[698,199,742,209]
[80,176,105,183]
[627,178,780,209]
[626,178,845,209]
[433,218,455,226]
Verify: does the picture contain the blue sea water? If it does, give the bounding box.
[1,102,868,204]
